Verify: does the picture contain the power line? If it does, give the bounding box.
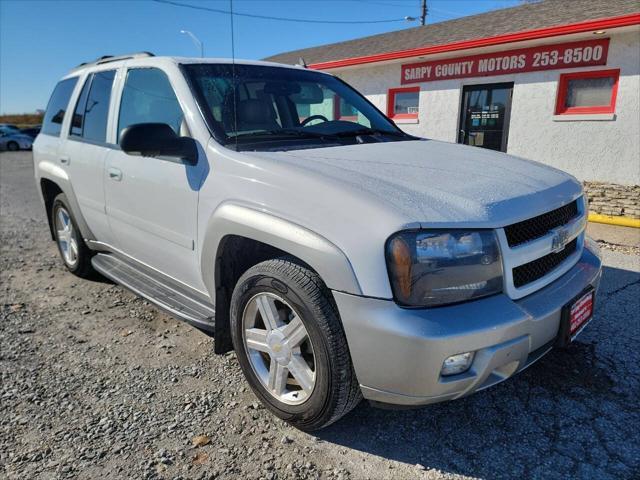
[428,11,459,21]
[429,6,463,18]
[348,0,416,7]
[151,0,410,24]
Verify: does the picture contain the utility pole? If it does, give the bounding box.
[420,0,427,26]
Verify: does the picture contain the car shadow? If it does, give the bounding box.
[84,269,115,285]
[316,264,640,479]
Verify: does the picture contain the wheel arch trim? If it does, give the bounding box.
[200,202,363,299]
[37,163,96,243]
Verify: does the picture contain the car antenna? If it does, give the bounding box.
[229,0,238,150]
[297,57,308,68]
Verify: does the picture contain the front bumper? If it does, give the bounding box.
[334,241,602,406]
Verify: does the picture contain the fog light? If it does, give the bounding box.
[441,352,475,376]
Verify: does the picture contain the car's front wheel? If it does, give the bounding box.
[230,258,361,431]
[7,141,19,151]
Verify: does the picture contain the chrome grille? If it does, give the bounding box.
[512,238,578,288]
[504,200,579,248]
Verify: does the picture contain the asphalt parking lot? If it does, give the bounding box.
[1,150,639,480]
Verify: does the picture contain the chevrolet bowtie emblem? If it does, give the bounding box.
[551,227,570,253]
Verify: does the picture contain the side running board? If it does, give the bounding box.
[91,253,215,333]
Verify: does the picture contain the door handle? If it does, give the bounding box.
[108,168,122,181]
[60,156,70,165]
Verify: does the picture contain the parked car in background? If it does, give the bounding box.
[0,128,34,151]
[0,123,20,131]
[20,126,41,139]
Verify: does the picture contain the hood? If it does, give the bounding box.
[247,139,582,227]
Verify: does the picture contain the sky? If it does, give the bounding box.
[0,0,521,114]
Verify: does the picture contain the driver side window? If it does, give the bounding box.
[118,68,184,143]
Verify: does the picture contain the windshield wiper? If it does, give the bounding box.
[223,127,408,147]
[225,129,333,143]
[332,127,406,138]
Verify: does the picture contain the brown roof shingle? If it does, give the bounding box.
[264,0,640,66]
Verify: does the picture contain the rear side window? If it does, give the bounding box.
[41,77,78,137]
[70,78,91,136]
[70,70,116,142]
[118,68,183,142]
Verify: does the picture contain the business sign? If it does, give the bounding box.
[401,38,610,84]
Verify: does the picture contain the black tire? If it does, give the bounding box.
[230,258,361,431]
[51,193,94,278]
[7,141,19,151]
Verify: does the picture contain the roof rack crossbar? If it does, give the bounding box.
[74,52,155,70]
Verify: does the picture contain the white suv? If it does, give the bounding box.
[34,52,602,430]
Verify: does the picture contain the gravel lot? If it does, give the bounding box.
[2,151,639,480]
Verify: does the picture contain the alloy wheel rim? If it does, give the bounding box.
[55,207,78,266]
[242,292,316,405]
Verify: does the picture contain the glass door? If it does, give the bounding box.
[458,82,513,152]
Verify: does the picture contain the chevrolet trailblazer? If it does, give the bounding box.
[34,52,601,430]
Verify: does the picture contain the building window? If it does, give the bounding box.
[333,95,359,121]
[555,69,620,115]
[296,103,311,121]
[387,87,420,120]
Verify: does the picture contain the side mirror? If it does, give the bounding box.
[120,123,198,165]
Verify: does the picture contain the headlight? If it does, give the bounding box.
[385,230,503,307]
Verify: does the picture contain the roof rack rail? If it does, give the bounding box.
[73,52,155,70]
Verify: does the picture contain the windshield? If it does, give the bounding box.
[182,63,412,151]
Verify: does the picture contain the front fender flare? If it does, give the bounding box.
[200,202,362,299]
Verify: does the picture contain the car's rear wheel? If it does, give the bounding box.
[7,141,19,151]
[230,258,361,431]
[52,193,94,278]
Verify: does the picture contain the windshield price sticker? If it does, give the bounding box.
[401,38,609,84]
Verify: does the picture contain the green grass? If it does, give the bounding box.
[0,113,44,129]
